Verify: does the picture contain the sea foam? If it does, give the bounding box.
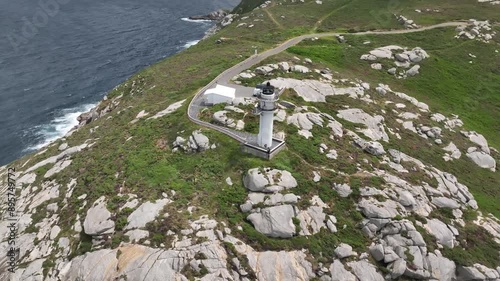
[183,40,200,48]
[181,17,212,23]
[25,103,97,151]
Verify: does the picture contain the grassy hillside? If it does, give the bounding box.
[6,0,500,274]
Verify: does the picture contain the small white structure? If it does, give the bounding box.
[203,84,235,105]
[256,83,278,148]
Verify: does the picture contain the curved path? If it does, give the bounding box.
[187,21,465,143]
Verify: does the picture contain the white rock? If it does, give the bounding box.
[348,260,384,281]
[243,168,297,193]
[354,138,386,156]
[125,229,149,242]
[125,199,170,230]
[337,109,388,141]
[466,151,496,171]
[427,253,456,281]
[50,225,61,240]
[327,120,343,138]
[370,48,393,59]
[278,62,290,71]
[292,65,310,73]
[425,219,455,248]
[297,206,326,236]
[358,198,399,219]
[17,172,37,185]
[326,216,337,233]
[333,183,352,197]
[390,258,407,279]
[407,64,421,76]
[457,266,486,280]
[467,131,490,154]
[255,65,274,75]
[191,130,210,151]
[58,143,68,151]
[334,243,357,259]
[83,196,115,236]
[398,191,416,207]
[148,99,186,120]
[370,244,385,261]
[395,53,409,62]
[313,171,321,182]
[247,205,296,238]
[326,149,338,159]
[432,197,460,209]
[330,259,356,281]
[443,142,462,161]
[44,159,72,178]
[361,54,378,61]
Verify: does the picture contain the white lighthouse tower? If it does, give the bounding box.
[256,82,278,148]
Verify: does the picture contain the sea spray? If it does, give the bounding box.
[25,103,96,151]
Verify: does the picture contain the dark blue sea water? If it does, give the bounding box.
[0,0,239,166]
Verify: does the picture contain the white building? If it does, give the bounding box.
[203,84,235,105]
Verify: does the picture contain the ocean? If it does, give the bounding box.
[0,0,239,166]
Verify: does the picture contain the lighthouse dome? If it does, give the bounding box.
[262,82,275,95]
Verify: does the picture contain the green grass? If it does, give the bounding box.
[284,27,500,216]
[288,27,500,148]
[442,224,500,268]
[232,0,267,14]
[5,0,500,269]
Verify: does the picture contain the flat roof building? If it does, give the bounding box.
[203,84,236,105]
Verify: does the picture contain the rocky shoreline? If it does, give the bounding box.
[188,9,228,21]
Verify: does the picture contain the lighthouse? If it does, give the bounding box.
[257,82,278,148]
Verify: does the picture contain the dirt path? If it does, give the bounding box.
[312,2,350,32]
[264,7,284,29]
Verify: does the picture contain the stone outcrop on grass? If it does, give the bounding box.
[361,46,429,78]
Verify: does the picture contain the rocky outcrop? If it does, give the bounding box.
[334,243,357,259]
[361,46,428,78]
[269,78,367,102]
[348,260,384,281]
[354,138,386,156]
[83,196,115,236]
[147,99,186,120]
[358,198,400,219]
[466,150,496,171]
[76,93,124,128]
[443,142,462,161]
[189,9,227,21]
[243,168,297,193]
[337,109,389,142]
[455,19,497,42]
[125,199,170,230]
[329,259,356,281]
[397,15,419,29]
[424,219,456,248]
[247,205,297,238]
[332,183,352,198]
[172,130,214,153]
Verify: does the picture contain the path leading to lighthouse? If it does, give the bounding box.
[187,21,465,144]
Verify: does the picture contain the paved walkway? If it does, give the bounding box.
[187,21,465,144]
